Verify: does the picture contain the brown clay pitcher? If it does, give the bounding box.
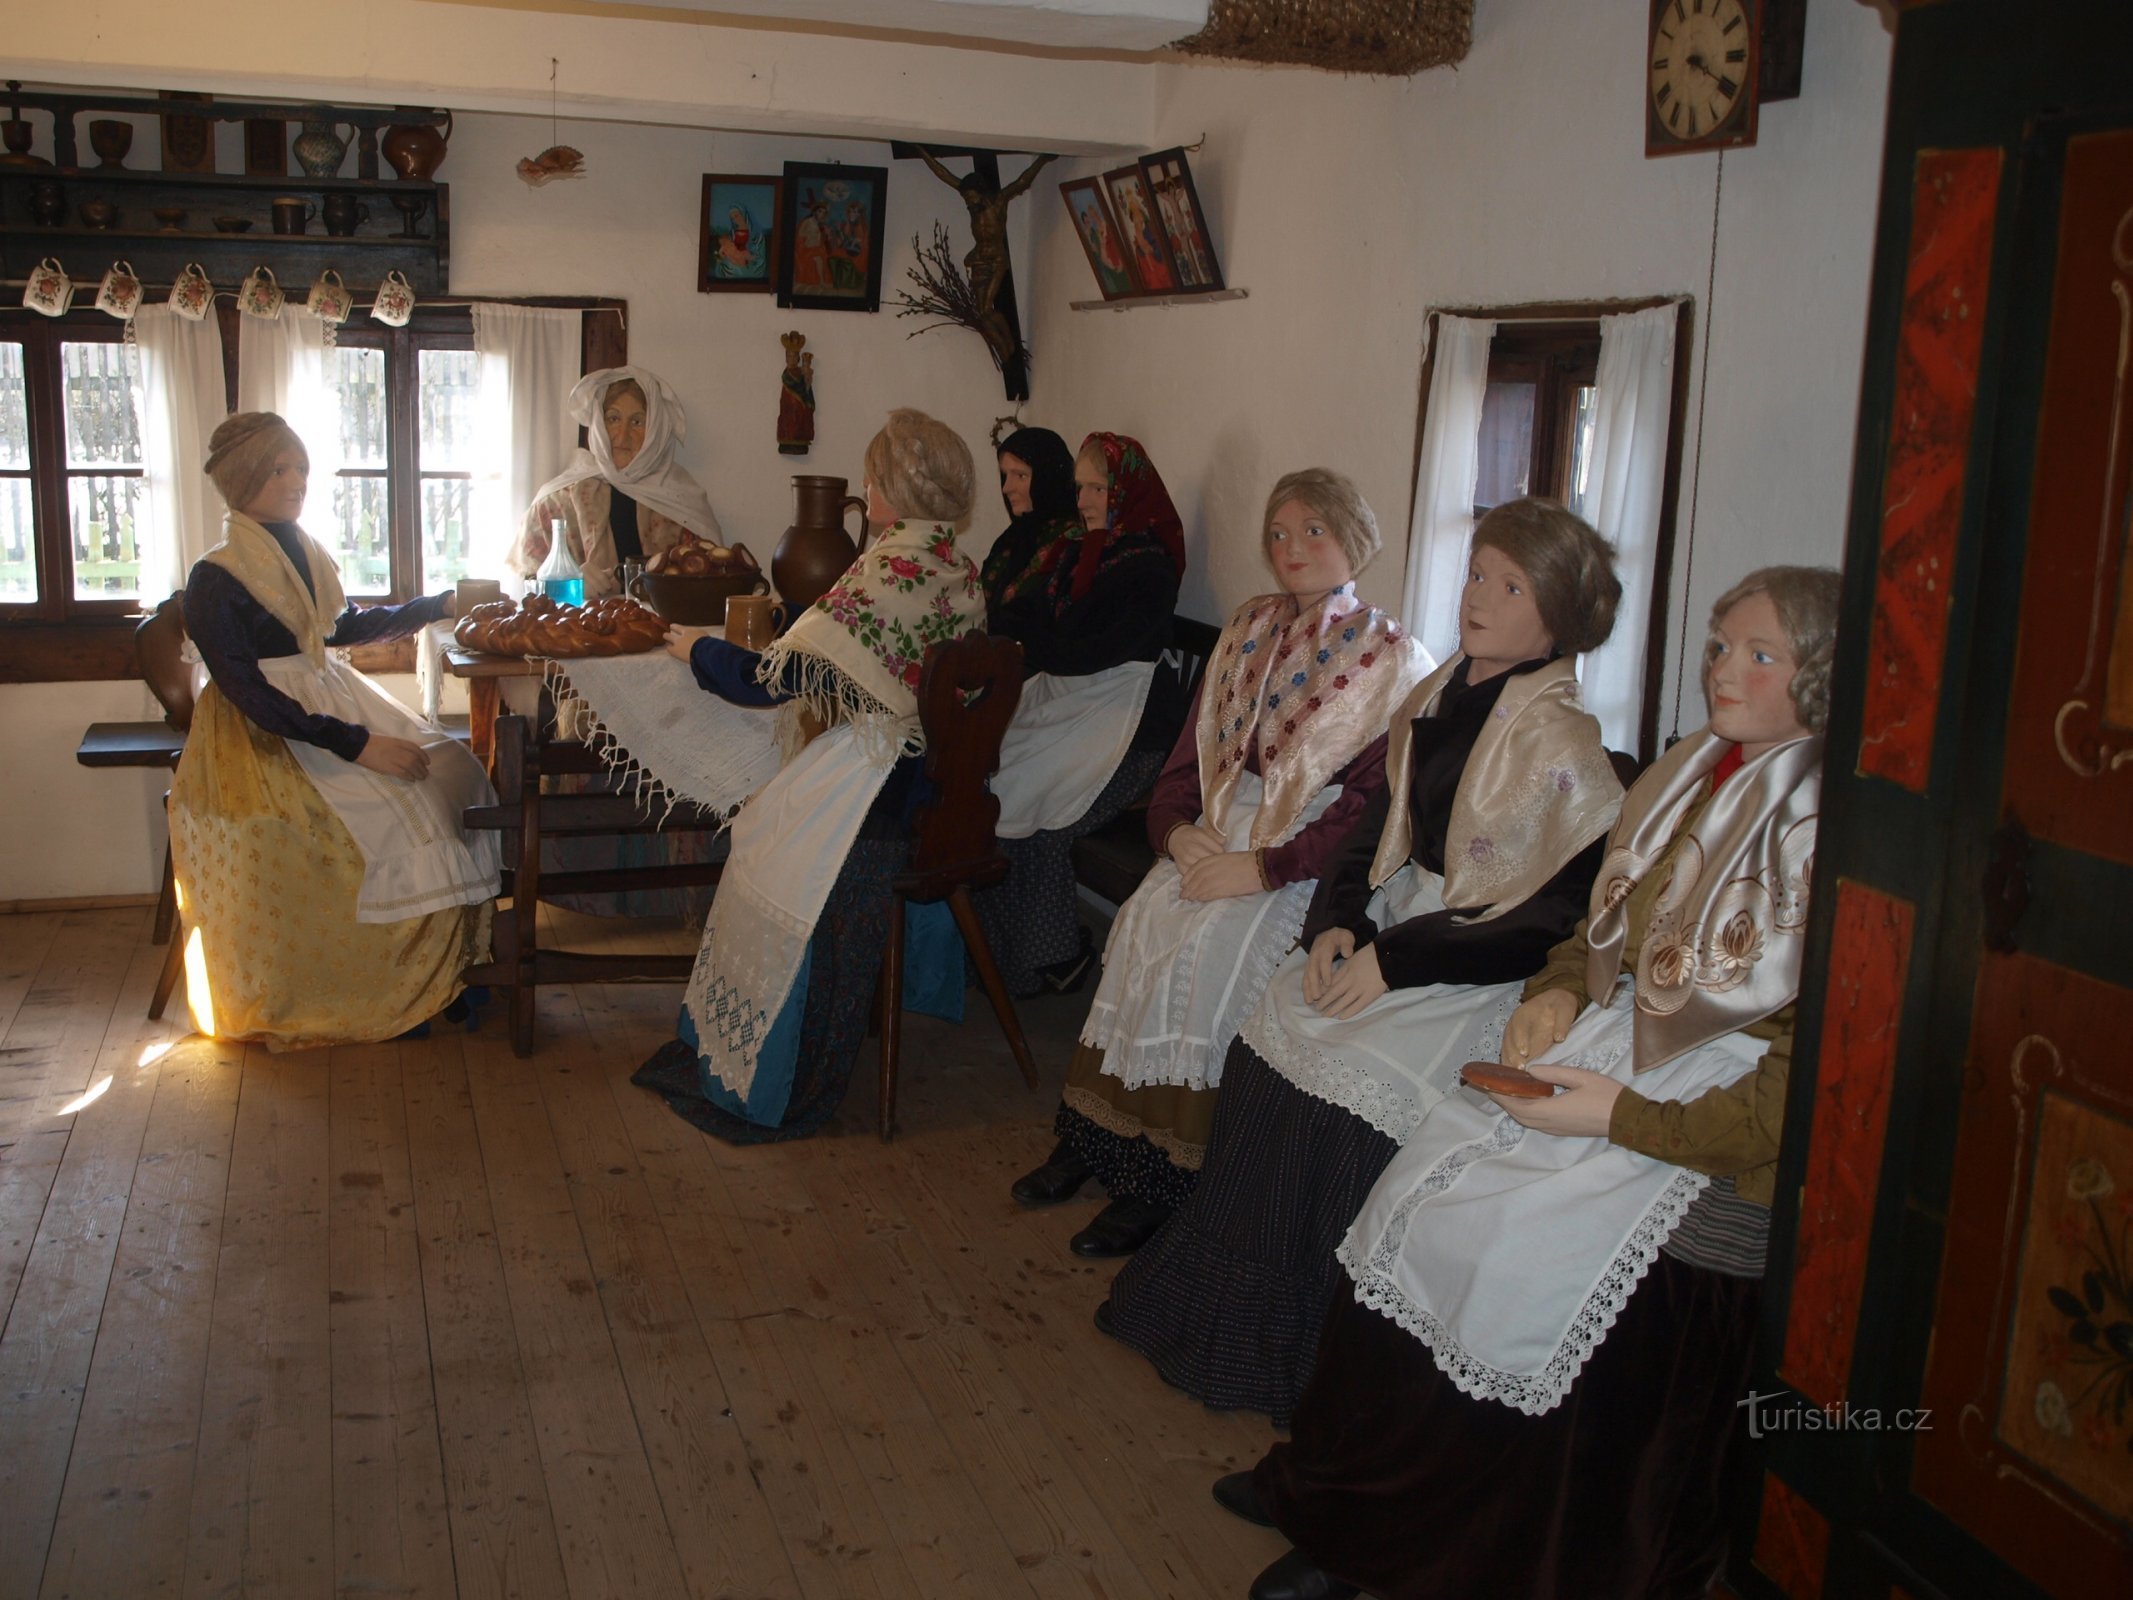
[381,110,452,182]
[725,593,790,652]
[772,474,868,610]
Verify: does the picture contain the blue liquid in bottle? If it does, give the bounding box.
[540,574,585,606]
[534,517,584,606]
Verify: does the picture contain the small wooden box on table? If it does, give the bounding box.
[460,711,729,1057]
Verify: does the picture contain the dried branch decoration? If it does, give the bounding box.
[893,224,1024,374]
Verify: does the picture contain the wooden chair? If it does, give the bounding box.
[876,632,1041,1140]
[134,596,194,1021]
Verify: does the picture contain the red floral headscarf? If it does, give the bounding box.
[1076,432,1186,600]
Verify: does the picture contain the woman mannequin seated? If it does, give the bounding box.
[1011,469,1433,1257]
[1223,566,1841,1600]
[632,408,985,1142]
[508,366,722,598]
[1101,497,1625,1424]
[170,412,500,1049]
[976,427,1186,996]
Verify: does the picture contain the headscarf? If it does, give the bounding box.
[524,365,722,539]
[203,411,305,513]
[1197,584,1433,849]
[981,426,1082,607]
[1075,432,1186,601]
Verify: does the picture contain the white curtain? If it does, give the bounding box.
[235,306,343,487]
[1400,314,1496,664]
[1577,304,1678,752]
[133,305,227,600]
[472,304,582,582]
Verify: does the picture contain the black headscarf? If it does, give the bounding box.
[982,426,1081,607]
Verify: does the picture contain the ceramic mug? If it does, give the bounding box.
[239,265,285,320]
[22,257,72,317]
[269,196,314,236]
[168,262,214,321]
[725,593,790,652]
[306,268,352,325]
[370,269,415,327]
[320,193,369,237]
[94,260,142,321]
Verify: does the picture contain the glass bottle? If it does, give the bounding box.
[536,517,584,606]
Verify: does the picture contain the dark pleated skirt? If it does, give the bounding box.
[1255,1256,1760,1600]
[1105,1037,1398,1425]
[633,837,905,1145]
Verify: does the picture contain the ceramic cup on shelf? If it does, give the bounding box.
[168,262,214,322]
[306,268,352,325]
[238,265,285,320]
[86,118,132,169]
[270,196,314,236]
[320,193,368,237]
[370,269,416,327]
[725,593,790,652]
[78,199,118,230]
[93,261,142,321]
[152,206,186,232]
[22,258,73,318]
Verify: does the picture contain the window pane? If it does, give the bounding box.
[418,349,482,472]
[61,342,142,468]
[0,342,27,469]
[332,346,389,468]
[1565,385,1600,521]
[0,477,34,601]
[70,474,145,599]
[420,476,474,589]
[325,473,391,594]
[1474,380,1536,511]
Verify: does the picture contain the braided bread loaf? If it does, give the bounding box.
[454,593,668,657]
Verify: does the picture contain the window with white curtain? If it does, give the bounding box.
[1402,299,1690,759]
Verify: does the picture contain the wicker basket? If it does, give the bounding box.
[1174,0,1472,75]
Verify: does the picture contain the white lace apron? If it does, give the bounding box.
[546,649,785,819]
[1334,989,1764,1415]
[258,654,500,923]
[1082,769,1338,1092]
[992,660,1155,838]
[1241,865,1524,1143]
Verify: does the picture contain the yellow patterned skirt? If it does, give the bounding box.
[168,684,492,1051]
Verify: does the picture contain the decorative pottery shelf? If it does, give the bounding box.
[1069,287,1249,312]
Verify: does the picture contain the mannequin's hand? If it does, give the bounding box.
[1179,851,1263,902]
[1492,1064,1622,1137]
[1303,928,1354,1003]
[665,624,718,662]
[1312,940,1387,1020]
[355,734,431,781]
[439,588,459,619]
[1501,989,1580,1066]
[1166,822,1223,868]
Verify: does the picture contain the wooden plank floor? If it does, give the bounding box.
[0,907,1289,1600]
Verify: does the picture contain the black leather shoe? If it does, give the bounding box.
[1009,1139,1093,1207]
[1068,1195,1172,1258]
[1212,1470,1274,1528]
[1249,1549,1359,1600]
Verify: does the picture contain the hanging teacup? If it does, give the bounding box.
[306,268,352,325]
[22,257,72,317]
[168,262,214,322]
[370,269,415,327]
[238,264,284,320]
[93,260,142,321]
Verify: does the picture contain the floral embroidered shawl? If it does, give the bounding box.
[1368,655,1623,920]
[757,519,984,758]
[1586,727,1822,1073]
[1197,584,1433,850]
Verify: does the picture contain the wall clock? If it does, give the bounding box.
[1645,0,1762,157]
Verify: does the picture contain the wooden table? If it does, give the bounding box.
[443,647,543,767]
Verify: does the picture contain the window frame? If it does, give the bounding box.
[1408,296,1694,761]
[0,310,152,624]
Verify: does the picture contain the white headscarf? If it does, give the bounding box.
[526,365,722,539]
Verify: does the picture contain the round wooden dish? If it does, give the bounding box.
[632,569,770,625]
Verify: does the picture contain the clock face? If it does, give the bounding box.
[1649,0,1754,146]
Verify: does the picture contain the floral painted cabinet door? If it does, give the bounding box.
[1737,7,2133,1600]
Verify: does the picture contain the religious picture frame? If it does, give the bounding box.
[1101,164,1178,296]
[776,161,889,313]
[700,174,782,294]
[1059,176,1140,300]
[1139,147,1224,293]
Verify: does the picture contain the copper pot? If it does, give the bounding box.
[772,475,868,611]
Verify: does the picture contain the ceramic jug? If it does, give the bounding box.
[381,111,452,182]
[772,474,868,611]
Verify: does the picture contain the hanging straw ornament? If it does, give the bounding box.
[518,58,585,187]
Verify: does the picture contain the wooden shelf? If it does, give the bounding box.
[1069,287,1249,312]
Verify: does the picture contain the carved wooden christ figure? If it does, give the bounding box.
[918,148,1057,366]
